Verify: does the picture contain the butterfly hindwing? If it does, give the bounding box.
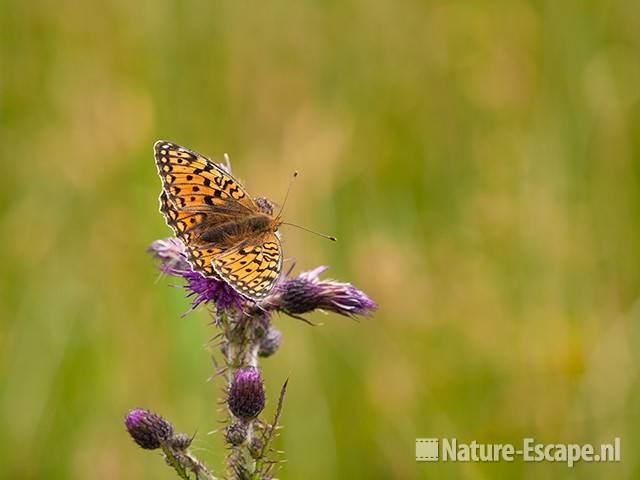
[212,232,282,299]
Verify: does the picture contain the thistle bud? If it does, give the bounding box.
[258,327,282,358]
[225,421,248,446]
[125,408,173,450]
[168,432,192,450]
[227,367,265,420]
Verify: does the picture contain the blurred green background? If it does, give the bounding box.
[1,0,640,478]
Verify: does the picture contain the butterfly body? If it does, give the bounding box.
[154,141,283,300]
[201,214,279,246]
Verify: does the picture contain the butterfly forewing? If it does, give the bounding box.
[154,141,283,300]
[159,191,224,276]
[154,141,257,211]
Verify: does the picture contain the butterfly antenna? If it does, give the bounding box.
[281,222,337,242]
[276,171,298,219]
[277,171,337,241]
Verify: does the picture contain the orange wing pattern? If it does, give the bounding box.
[154,141,283,300]
[159,192,224,276]
[154,141,257,212]
[212,232,282,299]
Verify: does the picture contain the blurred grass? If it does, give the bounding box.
[1,0,640,478]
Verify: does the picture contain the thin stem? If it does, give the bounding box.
[185,451,217,480]
[220,311,262,479]
[161,445,190,480]
[215,307,288,478]
[224,318,243,477]
[248,344,259,367]
[162,444,218,480]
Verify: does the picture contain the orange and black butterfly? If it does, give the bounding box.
[154,141,282,300]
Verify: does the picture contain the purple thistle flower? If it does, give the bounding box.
[227,367,266,420]
[273,266,377,318]
[125,408,173,450]
[148,237,190,275]
[148,237,245,313]
[182,269,244,312]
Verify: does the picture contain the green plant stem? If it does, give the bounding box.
[161,445,190,480]
[184,451,217,480]
[162,444,218,480]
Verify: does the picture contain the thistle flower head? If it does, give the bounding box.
[227,367,265,420]
[148,237,244,313]
[182,269,244,312]
[125,408,173,450]
[148,237,190,275]
[274,266,377,318]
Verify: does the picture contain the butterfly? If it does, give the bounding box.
[154,141,283,300]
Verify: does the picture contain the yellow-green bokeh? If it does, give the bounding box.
[1,1,639,478]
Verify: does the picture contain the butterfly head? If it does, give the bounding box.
[254,196,283,231]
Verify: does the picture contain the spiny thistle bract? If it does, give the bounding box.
[168,432,193,451]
